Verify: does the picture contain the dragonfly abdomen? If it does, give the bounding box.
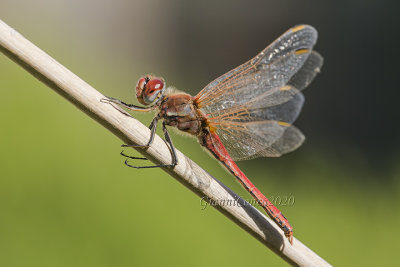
[199,130,294,243]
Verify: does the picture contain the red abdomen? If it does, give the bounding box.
[199,130,294,243]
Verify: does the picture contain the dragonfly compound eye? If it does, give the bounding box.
[141,77,165,105]
[136,76,150,105]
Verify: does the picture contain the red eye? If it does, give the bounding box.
[136,75,165,105]
[136,76,149,105]
[136,77,148,95]
[146,78,164,93]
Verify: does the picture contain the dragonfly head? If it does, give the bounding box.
[136,75,166,106]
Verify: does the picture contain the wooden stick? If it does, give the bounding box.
[0,19,331,267]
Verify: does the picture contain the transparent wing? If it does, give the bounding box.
[207,86,305,160]
[195,25,322,161]
[252,126,305,158]
[195,25,319,114]
[288,51,323,90]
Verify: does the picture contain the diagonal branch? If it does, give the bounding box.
[0,19,331,266]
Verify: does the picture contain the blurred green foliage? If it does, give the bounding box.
[0,22,399,267]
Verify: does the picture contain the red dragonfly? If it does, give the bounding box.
[103,25,323,244]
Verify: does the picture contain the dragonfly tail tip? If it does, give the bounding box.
[286,232,294,245]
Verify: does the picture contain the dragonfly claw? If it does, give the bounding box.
[121,143,149,148]
[120,150,147,160]
[286,232,294,245]
[124,159,142,169]
[100,97,110,103]
[101,96,118,103]
[124,158,177,169]
[100,96,121,104]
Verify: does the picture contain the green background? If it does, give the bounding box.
[1,1,399,266]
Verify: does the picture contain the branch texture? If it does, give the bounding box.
[0,19,331,267]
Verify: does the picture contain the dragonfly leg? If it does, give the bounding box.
[101,96,156,112]
[120,150,147,160]
[118,118,158,162]
[162,121,178,166]
[123,122,177,169]
[122,117,158,148]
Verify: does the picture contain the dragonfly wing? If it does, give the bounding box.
[197,25,321,161]
[207,86,305,161]
[195,25,318,114]
[211,123,304,161]
[211,120,288,161]
[252,126,305,158]
[207,85,304,124]
[288,51,323,91]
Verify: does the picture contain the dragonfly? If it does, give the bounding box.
[102,25,323,244]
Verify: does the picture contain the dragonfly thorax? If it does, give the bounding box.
[158,93,204,135]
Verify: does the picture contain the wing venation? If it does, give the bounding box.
[195,25,322,160]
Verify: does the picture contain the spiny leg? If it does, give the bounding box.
[120,151,147,160]
[101,96,176,168]
[119,117,158,161]
[124,122,177,169]
[101,96,156,112]
[162,121,178,166]
[122,117,158,148]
